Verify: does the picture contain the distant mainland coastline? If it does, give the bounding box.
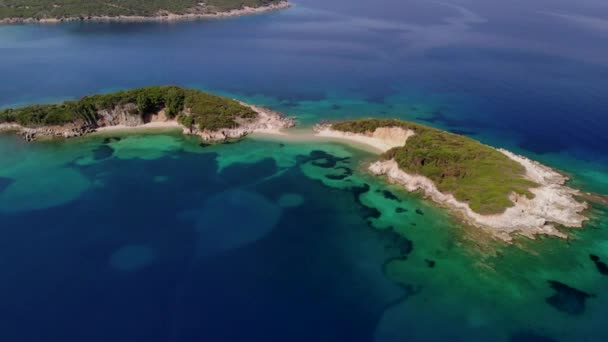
[0,0,290,24]
[1,86,603,242]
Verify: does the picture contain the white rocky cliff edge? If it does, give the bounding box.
[182,103,295,141]
[0,102,295,142]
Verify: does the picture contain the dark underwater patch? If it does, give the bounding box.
[509,332,558,342]
[325,173,349,180]
[377,189,400,202]
[378,229,415,287]
[545,280,593,315]
[93,144,114,160]
[589,254,608,275]
[335,166,353,175]
[379,227,413,256]
[395,207,408,214]
[348,183,381,222]
[199,142,210,148]
[415,208,424,215]
[331,104,341,110]
[0,177,13,193]
[325,166,353,180]
[425,259,436,268]
[102,137,121,144]
[310,152,350,168]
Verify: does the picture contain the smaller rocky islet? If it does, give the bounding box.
[325,118,600,241]
[331,118,537,215]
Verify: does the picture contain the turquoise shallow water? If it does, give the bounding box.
[0,131,606,342]
[1,0,608,340]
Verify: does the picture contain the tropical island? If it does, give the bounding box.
[0,87,595,241]
[0,0,290,24]
[0,86,294,141]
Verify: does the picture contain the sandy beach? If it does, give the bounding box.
[94,120,181,132]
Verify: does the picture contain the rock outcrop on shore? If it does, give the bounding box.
[369,157,587,241]
[183,104,295,141]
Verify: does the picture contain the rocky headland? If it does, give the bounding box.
[315,119,592,241]
[0,86,294,142]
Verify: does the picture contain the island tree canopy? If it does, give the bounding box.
[333,119,538,215]
[0,86,257,131]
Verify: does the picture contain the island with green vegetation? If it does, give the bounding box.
[0,90,595,241]
[0,85,294,141]
[0,0,290,24]
[330,119,536,214]
[315,118,590,240]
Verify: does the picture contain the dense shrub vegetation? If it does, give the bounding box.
[0,86,257,131]
[333,119,538,214]
[0,0,282,19]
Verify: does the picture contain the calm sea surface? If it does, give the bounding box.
[0,1,607,341]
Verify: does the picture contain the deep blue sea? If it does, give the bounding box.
[1,1,608,341]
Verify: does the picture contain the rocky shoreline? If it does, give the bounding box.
[182,103,295,141]
[0,1,291,25]
[0,102,294,142]
[0,113,594,241]
[314,125,590,241]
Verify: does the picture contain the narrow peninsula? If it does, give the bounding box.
[315,119,590,241]
[0,86,294,141]
[0,0,290,24]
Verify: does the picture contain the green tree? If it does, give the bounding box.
[165,88,185,118]
[137,94,154,114]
